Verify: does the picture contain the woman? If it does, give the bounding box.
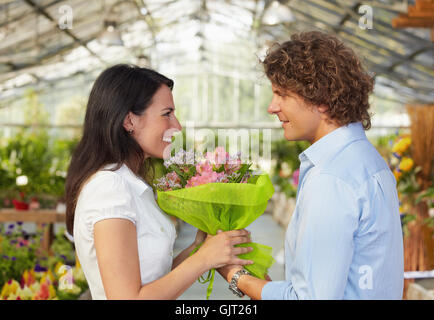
[65,64,253,300]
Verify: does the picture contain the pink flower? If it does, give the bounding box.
[224,158,241,175]
[186,171,227,188]
[205,146,229,166]
[166,171,181,185]
[292,169,300,186]
[195,161,213,175]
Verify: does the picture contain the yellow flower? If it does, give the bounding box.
[40,270,55,285]
[73,265,86,283]
[392,137,411,154]
[399,157,414,172]
[16,286,35,300]
[1,279,20,299]
[75,251,81,269]
[393,169,402,181]
[54,261,67,277]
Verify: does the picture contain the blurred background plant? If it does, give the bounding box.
[0,90,79,209]
[270,139,309,198]
[0,222,87,300]
[385,133,427,236]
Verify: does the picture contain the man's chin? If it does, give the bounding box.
[283,131,301,142]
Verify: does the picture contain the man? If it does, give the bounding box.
[218,31,404,299]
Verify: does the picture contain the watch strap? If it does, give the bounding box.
[229,269,251,297]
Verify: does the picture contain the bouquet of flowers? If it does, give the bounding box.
[155,147,275,299]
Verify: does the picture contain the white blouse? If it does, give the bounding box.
[73,163,177,300]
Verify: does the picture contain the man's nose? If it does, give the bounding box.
[267,103,280,115]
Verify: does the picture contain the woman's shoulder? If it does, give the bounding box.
[75,164,138,233]
[79,164,130,199]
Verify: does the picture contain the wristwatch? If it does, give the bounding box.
[229,269,251,297]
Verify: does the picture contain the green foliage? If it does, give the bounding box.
[0,223,43,286]
[0,224,78,288]
[416,186,434,235]
[0,130,79,207]
[0,89,80,207]
[49,227,75,266]
[270,139,310,198]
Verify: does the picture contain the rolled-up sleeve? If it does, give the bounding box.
[262,173,359,299]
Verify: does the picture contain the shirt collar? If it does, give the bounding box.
[300,122,367,167]
[103,163,151,196]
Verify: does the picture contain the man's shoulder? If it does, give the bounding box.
[318,138,391,190]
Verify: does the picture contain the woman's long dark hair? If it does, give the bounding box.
[65,64,174,235]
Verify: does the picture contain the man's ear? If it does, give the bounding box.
[317,105,329,118]
[123,112,134,132]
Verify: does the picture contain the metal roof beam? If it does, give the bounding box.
[303,0,433,49]
[0,0,65,29]
[23,0,106,65]
[287,3,434,78]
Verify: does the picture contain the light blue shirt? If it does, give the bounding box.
[262,122,404,299]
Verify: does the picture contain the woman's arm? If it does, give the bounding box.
[94,219,252,300]
[172,230,206,270]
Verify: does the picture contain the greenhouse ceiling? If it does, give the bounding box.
[0,0,433,105]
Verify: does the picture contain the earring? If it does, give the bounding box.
[128,129,133,135]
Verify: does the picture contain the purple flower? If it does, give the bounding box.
[392,152,402,159]
[11,257,16,261]
[2,255,9,260]
[10,239,17,245]
[17,221,23,226]
[60,254,67,261]
[5,231,11,236]
[8,224,14,229]
[34,264,47,272]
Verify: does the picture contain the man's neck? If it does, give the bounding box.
[309,119,340,145]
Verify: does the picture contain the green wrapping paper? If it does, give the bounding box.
[156,174,276,299]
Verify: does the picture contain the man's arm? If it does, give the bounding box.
[219,173,359,299]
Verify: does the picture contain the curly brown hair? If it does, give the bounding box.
[262,31,374,130]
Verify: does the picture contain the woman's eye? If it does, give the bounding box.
[162,108,174,117]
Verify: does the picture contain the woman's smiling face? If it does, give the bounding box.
[123,84,182,159]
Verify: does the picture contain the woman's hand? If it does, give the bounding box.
[195,229,253,270]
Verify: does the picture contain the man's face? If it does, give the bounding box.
[267,84,322,143]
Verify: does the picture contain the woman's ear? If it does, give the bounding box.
[123,112,134,132]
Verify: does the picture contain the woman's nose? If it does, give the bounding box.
[172,116,182,131]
